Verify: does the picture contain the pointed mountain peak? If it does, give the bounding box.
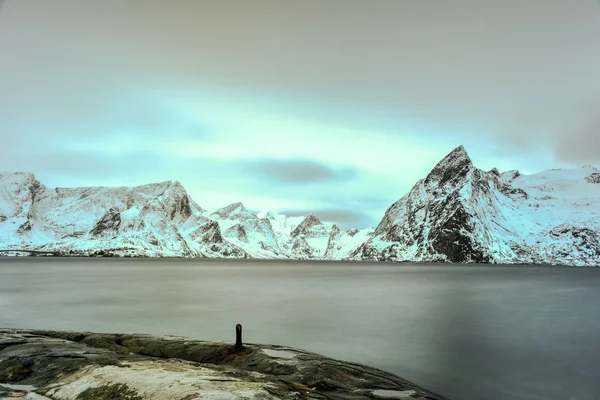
[442,145,471,164]
[304,214,322,225]
[211,202,250,219]
[163,180,188,195]
[425,145,474,185]
[290,214,322,237]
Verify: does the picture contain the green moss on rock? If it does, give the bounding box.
[76,383,143,400]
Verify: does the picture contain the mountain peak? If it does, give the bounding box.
[0,172,39,186]
[304,214,322,225]
[442,145,471,165]
[425,145,474,186]
[211,202,249,219]
[290,214,322,237]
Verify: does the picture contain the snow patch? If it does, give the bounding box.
[262,349,296,359]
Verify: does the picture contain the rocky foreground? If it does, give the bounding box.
[0,329,447,400]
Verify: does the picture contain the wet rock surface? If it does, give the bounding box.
[0,329,447,400]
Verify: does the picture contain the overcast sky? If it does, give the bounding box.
[1,0,599,228]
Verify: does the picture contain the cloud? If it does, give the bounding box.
[552,100,600,164]
[248,159,356,184]
[0,150,171,188]
[3,0,599,165]
[280,208,376,230]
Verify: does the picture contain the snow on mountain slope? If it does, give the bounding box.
[0,174,362,260]
[210,203,285,258]
[283,215,332,259]
[0,176,248,258]
[324,225,374,260]
[351,146,600,266]
[500,166,600,265]
[254,210,372,260]
[256,210,305,236]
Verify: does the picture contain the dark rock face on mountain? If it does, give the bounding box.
[324,225,342,257]
[89,207,121,237]
[290,235,314,258]
[189,221,248,258]
[547,223,600,264]
[586,173,600,184]
[290,215,322,238]
[424,145,473,187]
[225,224,249,243]
[190,220,223,244]
[16,220,32,234]
[163,181,193,222]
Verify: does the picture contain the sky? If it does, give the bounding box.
[1,0,599,228]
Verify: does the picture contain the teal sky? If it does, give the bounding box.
[1,0,599,228]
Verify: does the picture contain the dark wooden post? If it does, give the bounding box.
[235,324,243,350]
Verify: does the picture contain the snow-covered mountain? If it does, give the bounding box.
[0,173,246,258]
[209,203,286,258]
[0,173,369,259]
[1,145,599,266]
[350,146,600,266]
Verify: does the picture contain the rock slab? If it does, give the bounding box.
[0,329,448,400]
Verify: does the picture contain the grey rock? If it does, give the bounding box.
[0,329,447,400]
[225,224,249,243]
[89,207,121,237]
[585,173,600,184]
[290,215,322,238]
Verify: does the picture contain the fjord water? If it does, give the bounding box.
[1,259,599,400]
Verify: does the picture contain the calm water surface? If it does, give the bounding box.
[1,258,599,400]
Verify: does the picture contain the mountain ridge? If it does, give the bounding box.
[1,146,598,266]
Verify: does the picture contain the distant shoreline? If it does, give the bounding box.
[0,253,593,268]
